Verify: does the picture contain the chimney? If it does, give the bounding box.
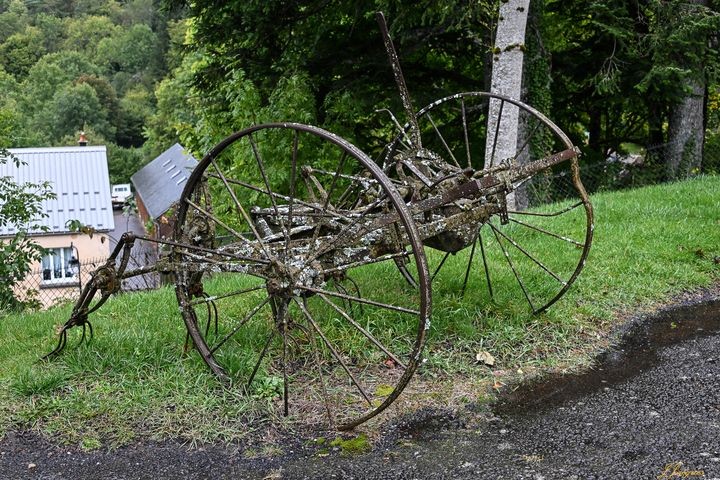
[78,131,88,146]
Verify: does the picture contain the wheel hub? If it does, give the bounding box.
[265,258,324,297]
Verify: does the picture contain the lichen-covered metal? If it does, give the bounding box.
[43,12,593,430]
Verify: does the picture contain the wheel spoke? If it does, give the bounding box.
[507,200,584,217]
[205,173,353,222]
[510,116,542,164]
[298,285,420,316]
[185,197,258,249]
[509,217,584,247]
[303,196,388,265]
[306,151,349,260]
[478,229,494,300]
[318,293,406,369]
[145,235,269,264]
[188,284,265,306]
[285,131,299,259]
[461,228,479,296]
[210,296,271,354]
[295,298,373,407]
[489,223,566,285]
[321,250,411,275]
[246,327,276,390]
[305,319,335,427]
[489,98,505,167]
[426,113,460,168]
[209,159,271,258]
[247,133,291,251]
[490,224,534,311]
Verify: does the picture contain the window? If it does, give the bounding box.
[41,247,79,285]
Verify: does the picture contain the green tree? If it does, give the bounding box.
[639,0,720,178]
[46,82,114,141]
[0,147,55,311]
[63,14,120,57]
[116,84,153,147]
[95,23,159,75]
[0,0,29,42]
[0,26,46,77]
[33,13,66,53]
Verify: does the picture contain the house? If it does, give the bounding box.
[0,145,114,307]
[131,143,198,240]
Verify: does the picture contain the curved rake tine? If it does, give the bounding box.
[41,328,68,361]
[333,282,353,315]
[78,321,94,346]
[201,293,219,336]
[344,275,365,316]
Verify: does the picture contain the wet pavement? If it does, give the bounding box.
[1,295,718,479]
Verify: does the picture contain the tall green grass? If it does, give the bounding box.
[0,176,717,445]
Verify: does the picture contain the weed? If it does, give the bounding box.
[330,434,371,455]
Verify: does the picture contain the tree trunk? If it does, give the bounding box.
[664,0,709,180]
[666,78,705,179]
[485,0,530,170]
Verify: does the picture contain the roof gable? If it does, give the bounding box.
[0,146,114,236]
[131,143,198,220]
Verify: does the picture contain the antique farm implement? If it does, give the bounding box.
[44,13,593,430]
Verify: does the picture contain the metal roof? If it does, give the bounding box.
[0,146,114,236]
[131,143,198,220]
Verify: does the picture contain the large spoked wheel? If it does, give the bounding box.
[387,92,593,314]
[173,123,430,430]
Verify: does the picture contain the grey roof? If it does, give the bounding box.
[131,143,198,220]
[0,146,114,236]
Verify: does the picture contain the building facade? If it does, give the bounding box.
[0,146,114,307]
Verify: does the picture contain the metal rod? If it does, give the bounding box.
[376,11,421,149]
[298,285,420,316]
[296,298,373,407]
[318,293,406,369]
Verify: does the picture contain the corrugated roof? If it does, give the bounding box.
[0,146,114,236]
[131,143,198,220]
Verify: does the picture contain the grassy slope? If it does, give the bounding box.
[0,176,718,447]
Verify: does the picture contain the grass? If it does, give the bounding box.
[0,175,718,448]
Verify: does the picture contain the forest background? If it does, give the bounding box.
[0,0,718,185]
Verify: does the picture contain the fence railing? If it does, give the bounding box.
[523,138,719,209]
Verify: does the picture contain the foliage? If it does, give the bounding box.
[161,0,495,156]
[0,151,55,312]
[545,0,719,177]
[0,0,179,183]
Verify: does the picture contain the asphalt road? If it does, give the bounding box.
[1,296,718,479]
